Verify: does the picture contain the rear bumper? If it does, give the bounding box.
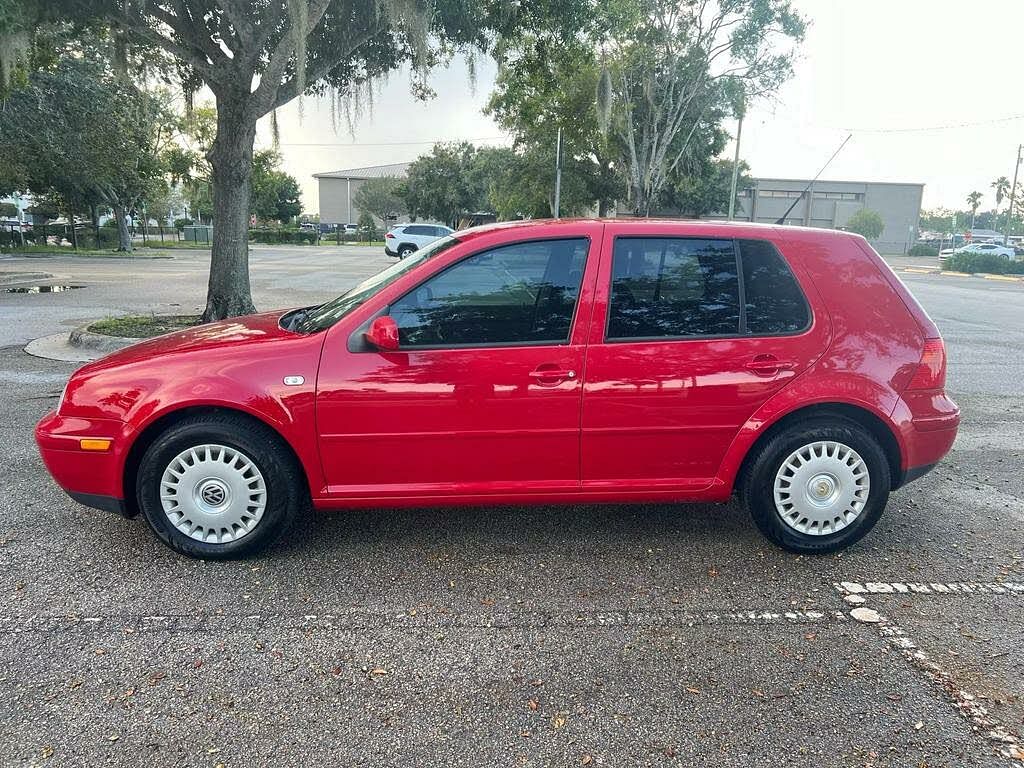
[892,391,960,488]
[893,462,938,490]
[384,245,397,256]
[35,410,133,515]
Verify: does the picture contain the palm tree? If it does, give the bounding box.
[992,176,1010,209]
[966,191,983,228]
[992,176,1012,233]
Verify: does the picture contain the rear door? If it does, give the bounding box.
[580,224,831,489]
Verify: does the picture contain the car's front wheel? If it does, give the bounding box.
[741,418,891,554]
[136,413,303,559]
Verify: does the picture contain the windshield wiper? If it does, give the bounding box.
[283,306,316,333]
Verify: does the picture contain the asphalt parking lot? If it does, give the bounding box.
[1,246,1022,766]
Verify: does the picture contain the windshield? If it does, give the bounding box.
[295,235,460,333]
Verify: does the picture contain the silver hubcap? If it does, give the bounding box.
[773,440,870,536]
[160,444,267,544]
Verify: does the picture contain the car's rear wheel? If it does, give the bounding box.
[397,244,416,259]
[136,413,303,559]
[741,418,890,554]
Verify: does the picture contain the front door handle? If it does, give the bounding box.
[745,355,795,376]
[529,365,577,385]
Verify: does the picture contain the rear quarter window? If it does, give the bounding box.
[738,239,810,334]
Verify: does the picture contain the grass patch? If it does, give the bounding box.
[89,314,202,338]
[2,245,175,257]
[3,245,118,256]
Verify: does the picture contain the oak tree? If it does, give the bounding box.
[3,0,586,319]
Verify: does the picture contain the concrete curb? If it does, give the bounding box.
[68,325,142,355]
[896,267,1024,283]
[0,271,56,285]
[25,324,141,363]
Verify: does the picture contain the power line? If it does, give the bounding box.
[844,114,1024,134]
[275,135,511,147]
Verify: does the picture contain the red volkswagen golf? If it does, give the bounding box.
[36,220,959,558]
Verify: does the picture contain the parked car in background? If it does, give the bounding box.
[953,242,1015,259]
[385,223,454,258]
[316,223,358,235]
[36,219,958,559]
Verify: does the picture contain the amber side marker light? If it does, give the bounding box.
[79,439,112,451]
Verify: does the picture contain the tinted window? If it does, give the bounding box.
[391,238,588,347]
[607,238,740,339]
[738,239,810,334]
[404,225,430,235]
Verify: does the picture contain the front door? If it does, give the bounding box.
[581,229,831,489]
[315,229,601,499]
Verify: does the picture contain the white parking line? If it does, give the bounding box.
[836,581,1024,595]
[0,608,845,633]
[837,580,1024,761]
[876,611,1022,760]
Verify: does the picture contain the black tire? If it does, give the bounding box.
[397,244,416,259]
[135,413,304,559]
[741,417,891,554]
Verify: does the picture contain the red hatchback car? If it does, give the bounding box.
[36,220,959,558]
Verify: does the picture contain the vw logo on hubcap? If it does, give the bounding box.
[196,478,230,510]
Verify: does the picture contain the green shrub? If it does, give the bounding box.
[174,217,194,229]
[356,212,379,241]
[907,244,938,259]
[946,251,1024,275]
[248,228,318,245]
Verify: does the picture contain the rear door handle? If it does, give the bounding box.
[745,355,795,376]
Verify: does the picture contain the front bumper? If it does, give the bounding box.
[35,411,134,516]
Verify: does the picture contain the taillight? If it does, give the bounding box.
[907,338,946,391]
[385,232,395,239]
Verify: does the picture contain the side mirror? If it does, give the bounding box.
[365,315,400,351]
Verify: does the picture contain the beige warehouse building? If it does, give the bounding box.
[314,162,412,226]
[731,177,924,254]
[315,165,923,254]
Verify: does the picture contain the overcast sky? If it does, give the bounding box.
[257,0,1024,215]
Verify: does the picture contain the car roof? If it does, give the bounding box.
[452,217,862,245]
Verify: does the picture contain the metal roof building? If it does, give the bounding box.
[313,162,412,225]
[731,177,924,254]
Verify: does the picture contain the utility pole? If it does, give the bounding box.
[1004,143,1021,246]
[553,127,562,219]
[728,109,744,221]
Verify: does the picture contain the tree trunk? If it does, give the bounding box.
[202,98,258,322]
[113,204,133,252]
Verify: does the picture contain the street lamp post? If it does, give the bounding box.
[553,127,563,219]
[1004,143,1022,246]
[728,108,744,221]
